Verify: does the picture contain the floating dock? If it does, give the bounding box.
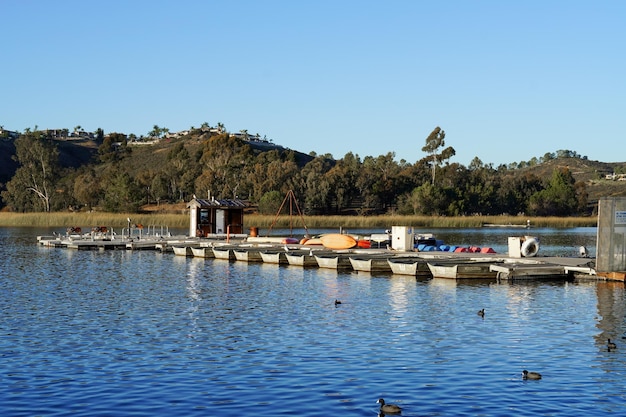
[35,233,609,281]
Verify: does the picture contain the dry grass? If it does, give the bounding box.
[0,212,188,229]
[248,214,597,229]
[0,212,597,229]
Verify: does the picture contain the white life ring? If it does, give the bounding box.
[521,237,540,257]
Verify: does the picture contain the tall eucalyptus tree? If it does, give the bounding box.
[421,126,455,185]
[2,132,60,212]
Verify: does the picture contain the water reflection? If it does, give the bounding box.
[596,282,626,348]
[2,227,626,416]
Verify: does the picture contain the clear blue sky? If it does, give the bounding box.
[2,0,624,166]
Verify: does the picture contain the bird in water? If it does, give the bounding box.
[377,398,402,414]
[522,370,542,380]
[477,308,485,317]
[608,339,617,351]
[334,299,342,306]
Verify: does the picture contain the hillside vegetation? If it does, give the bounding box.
[1,129,625,216]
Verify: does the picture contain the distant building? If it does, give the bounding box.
[0,128,20,140]
[606,173,626,181]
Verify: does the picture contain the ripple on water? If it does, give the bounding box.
[1,228,625,416]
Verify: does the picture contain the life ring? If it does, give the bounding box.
[521,237,540,257]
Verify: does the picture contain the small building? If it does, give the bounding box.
[187,197,247,237]
[596,197,626,277]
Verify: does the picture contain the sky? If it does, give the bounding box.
[2,0,625,166]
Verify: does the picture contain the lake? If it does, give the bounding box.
[2,226,625,416]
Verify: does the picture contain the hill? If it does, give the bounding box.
[519,157,626,204]
[0,140,18,184]
[1,134,625,211]
[0,134,314,185]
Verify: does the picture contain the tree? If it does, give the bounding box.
[421,126,455,185]
[300,154,334,214]
[195,134,253,199]
[151,172,170,206]
[95,128,104,143]
[73,168,102,210]
[404,182,445,215]
[148,125,166,140]
[102,171,142,212]
[166,141,200,201]
[2,132,60,212]
[325,152,361,214]
[528,168,580,216]
[98,133,129,163]
[258,190,284,215]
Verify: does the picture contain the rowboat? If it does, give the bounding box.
[173,246,193,257]
[233,248,264,262]
[348,254,392,273]
[314,254,352,270]
[212,246,235,260]
[387,258,432,277]
[285,249,320,267]
[191,246,215,258]
[259,251,288,264]
[427,261,499,279]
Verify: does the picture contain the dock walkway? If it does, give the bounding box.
[37,234,608,281]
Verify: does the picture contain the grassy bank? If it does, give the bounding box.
[0,212,598,229]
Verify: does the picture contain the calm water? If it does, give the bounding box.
[2,226,625,416]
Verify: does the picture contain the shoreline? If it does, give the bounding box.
[0,212,598,229]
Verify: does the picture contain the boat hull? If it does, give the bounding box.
[314,254,352,270]
[191,247,215,258]
[259,251,288,264]
[285,252,319,267]
[427,262,498,279]
[233,249,263,262]
[349,256,392,273]
[320,234,358,250]
[212,247,234,260]
[387,258,431,277]
[173,246,192,257]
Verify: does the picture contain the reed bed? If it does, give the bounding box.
[0,212,597,229]
[0,212,188,229]
[249,214,597,229]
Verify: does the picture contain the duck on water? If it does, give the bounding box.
[377,398,402,414]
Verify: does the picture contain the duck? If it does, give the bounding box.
[522,370,542,380]
[377,398,402,414]
[334,299,342,306]
[608,339,617,350]
[477,308,485,317]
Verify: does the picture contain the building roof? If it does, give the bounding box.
[187,198,247,209]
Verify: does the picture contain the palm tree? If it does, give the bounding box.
[149,125,164,139]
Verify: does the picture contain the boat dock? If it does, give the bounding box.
[36,233,607,281]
